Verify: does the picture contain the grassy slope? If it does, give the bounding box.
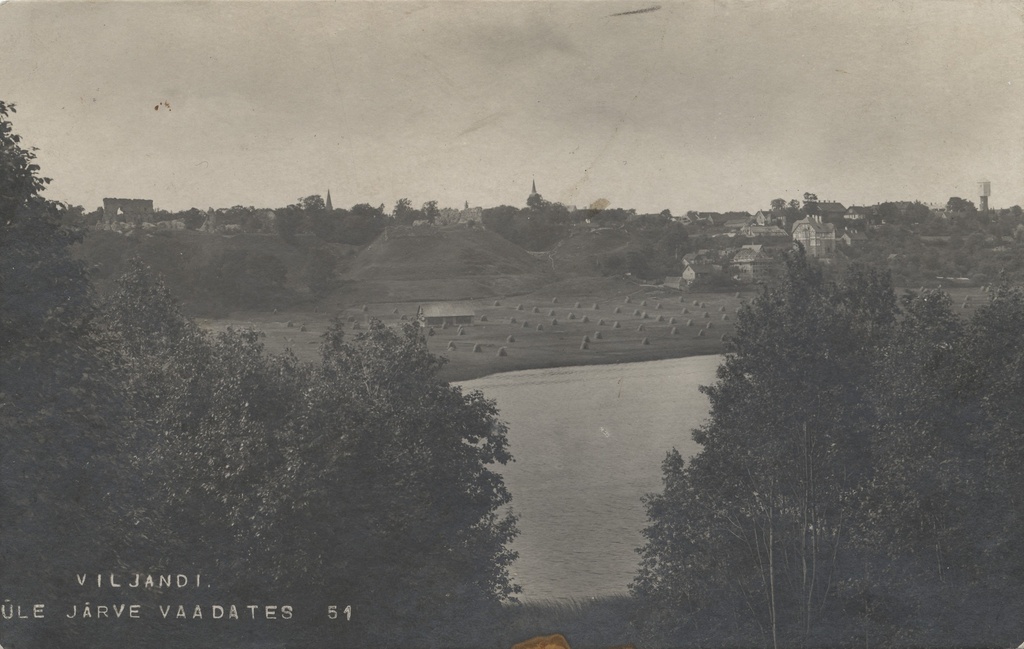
[543,227,635,276]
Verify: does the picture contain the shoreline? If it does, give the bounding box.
[440,342,726,383]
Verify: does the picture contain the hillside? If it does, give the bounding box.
[346,225,547,280]
[74,229,359,315]
[74,226,557,315]
[542,227,636,275]
[327,225,554,303]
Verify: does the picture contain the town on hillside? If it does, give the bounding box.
[75,180,1024,292]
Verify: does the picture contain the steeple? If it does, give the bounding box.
[325,189,333,212]
[531,179,537,195]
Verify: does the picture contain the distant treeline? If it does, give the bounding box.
[633,252,1024,648]
[481,200,691,279]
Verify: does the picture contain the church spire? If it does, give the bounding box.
[531,179,537,195]
[325,189,333,211]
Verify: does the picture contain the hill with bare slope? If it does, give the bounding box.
[331,225,553,301]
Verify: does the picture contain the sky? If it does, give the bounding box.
[1,0,1023,214]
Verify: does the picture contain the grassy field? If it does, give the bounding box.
[200,286,752,381]
[200,283,999,382]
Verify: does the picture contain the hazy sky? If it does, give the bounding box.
[2,0,1022,213]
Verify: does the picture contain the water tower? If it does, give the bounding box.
[978,180,991,211]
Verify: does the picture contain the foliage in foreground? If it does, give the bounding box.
[0,102,519,649]
[633,251,1024,648]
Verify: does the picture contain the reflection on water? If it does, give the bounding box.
[460,355,721,600]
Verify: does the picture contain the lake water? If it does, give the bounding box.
[459,355,721,601]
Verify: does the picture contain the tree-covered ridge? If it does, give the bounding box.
[633,251,1024,648]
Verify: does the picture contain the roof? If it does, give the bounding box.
[792,218,836,234]
[744,225,788,237]
[724,218,752,229]
[733,246,771,263]
[419,303,476,318]
[816,201,847,214]
[684,262,715,274]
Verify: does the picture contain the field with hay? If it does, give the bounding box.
[201,286,752,381]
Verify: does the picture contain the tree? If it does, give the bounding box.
[946,196,977,213]
[526,190,549,210]
[274,206,303,242]
[771,198,787,211]
[301,194,326,212]
[803,192,819,216]
[392,197,413,219]
[101,261,521,647]
[633,254,897,648]
[422,200,440,223]
[1,100,138,647]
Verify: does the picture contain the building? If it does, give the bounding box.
[792,214,837,258]
[741,224,789,239]
[102,197,154,227]
[731,244,777,282]
[815,201,847,222]
[840,231,868,246]
[753,209,785,226]
[723,216,753,231]
[417,303,475,327]
[844,205,873,224]
[682,261,715,285]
